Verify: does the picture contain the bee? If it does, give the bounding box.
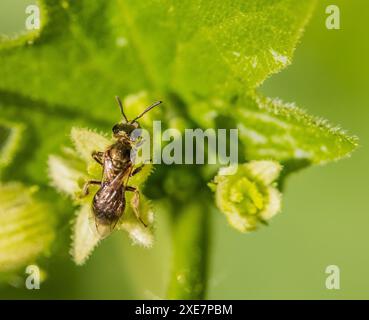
[81,96,162,237]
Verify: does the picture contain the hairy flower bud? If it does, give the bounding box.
[0,183,55,272]
[48,128,155,265]
[210,161,282,232]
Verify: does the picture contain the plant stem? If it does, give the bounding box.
[167,198,211,299]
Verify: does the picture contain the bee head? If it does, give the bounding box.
[112,121,140,138]
[113,96,162,138]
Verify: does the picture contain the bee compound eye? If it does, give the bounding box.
[112,124,120,134]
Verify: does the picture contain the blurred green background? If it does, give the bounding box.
[0,0,368,299]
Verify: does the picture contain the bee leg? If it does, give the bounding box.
[126,186,147,227]
[92,151,104,165]
[81,180,101,197]
[131,164,145,177]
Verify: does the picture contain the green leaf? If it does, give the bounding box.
[234,94,358,165]
[0,0,317,108]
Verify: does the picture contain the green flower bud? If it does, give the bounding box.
[210,161,282,232]
[49,127,155,265]
[0,183,55,272]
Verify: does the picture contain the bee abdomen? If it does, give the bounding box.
[92,185,125,225]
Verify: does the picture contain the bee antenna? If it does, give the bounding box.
[115,96,129,122]
[131,101,163,122]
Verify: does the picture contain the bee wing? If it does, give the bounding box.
[95,220,117,239]
[93,171,127,238]
[87,213,112,239]
[109,169,127,189]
